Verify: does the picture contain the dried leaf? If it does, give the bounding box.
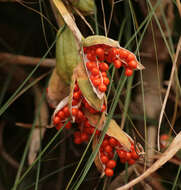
[47,69,69,108]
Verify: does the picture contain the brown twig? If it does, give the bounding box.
[0,52,55,67]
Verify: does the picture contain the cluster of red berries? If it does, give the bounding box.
[53,81,140,177]
[53,82,105,142]
[84,44,138,93]
[99,135,139,176]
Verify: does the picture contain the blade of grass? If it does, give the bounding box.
[171,164,181,190]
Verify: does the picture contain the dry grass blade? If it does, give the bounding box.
[116,131,181,190]
[28,85,48,165]
[157,37,181,150]
[52,0,83,45]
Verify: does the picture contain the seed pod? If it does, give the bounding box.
[92,119,143,175]
[56,26,81,84]
[71,0,95,14]
[47,69,70,108]
[82,35,144,99]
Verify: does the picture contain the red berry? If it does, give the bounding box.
[128,159,135,165]
[81,133,89,142]
[126,152,132,160]
[99,62,109,72]
[92,78,101,87]
[127,53,135,62]
[53,116,61,125]
[117,150,126,159]
[101,72,107,77]
[65,121,72,129]
[102,139,109,147]
[73,91,81,100]
[86,62,96,70]
[74,83,79,91]
[56,123,63,130]
[72,99,79,106]
[96,47,105,61]
[104,145,113,153]
[72,108,78,117]
[108,151,114,159]
[103,77,110,86]
[113,59,122,68]
[128,60,137,69]
[57,111,65,120]
[87,52,96,61]
[98,84,107,92]
[125,68,133,76]
[105,168,114,177]
[131,151,139,160]
[91,67,100,76]
[77,110,84,120]
[63,106,70,117]
[106,160,116,169]
[160,134,169,141]
[119,49,129,59]
[109,137,118,147]
[100,155,109,164]
[74,137,82,144]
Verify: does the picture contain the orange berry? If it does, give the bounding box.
[113,59,122,68]
[65,121,72,129]
[99,62,109,72]
[128,60,137,69]
[105,168,114,177]
[72,108,78,117]
[100,155,109,164]
[98,84,107,92]
[57,111,65,120]
[53,116,60,125]
[109,137,118,147]
[119,49,129,59]
[91,67,100,76]
[96,47,105,61]
[125,68,133,76]
[127,53,135,62]
[103,77,110,86]
[63,106,70,117]
[106,160,116,169]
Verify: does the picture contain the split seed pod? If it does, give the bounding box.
[82,35,144,99]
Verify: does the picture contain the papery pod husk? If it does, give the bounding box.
[56,26,81,84]
[83,35,145,70]
[73,62,104,111]
[47,68,70,108]
[92,136,105,174]
[83,108,106,130]
[92,119,132,174]
[49,96,69,128]
[71,0,95,14]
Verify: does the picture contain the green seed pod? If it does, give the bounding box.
[72,0,95,14]
[56,26,81,84]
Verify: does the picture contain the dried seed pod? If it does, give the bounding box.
[56,26,81,84]
[47,69,70,108]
